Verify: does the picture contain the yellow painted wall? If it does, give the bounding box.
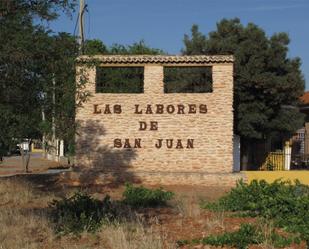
[31,144,43,153]
[244,171,309,185]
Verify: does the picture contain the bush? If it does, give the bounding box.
[122,183,174,208]
[202,179,309,244]
[49,192,117,235]
[177,223,298,249]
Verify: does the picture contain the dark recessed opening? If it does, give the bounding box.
[164,66,213,93]
[96,67,144,93]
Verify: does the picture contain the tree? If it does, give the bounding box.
[84,39,165,94]
[42,33,79,160]
[84,39,165,55]
[111,40,164,55]
[84,39,108,55]
[0,0,75,20]
[183,19,305,168]
[0,0,77,171]
[0,0,166,170]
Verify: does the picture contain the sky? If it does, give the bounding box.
[49,0,309,88]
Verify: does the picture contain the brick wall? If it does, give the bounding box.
[73,55,236,186]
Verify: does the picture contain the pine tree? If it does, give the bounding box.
[183,19,305,169]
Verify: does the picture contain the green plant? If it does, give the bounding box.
[49,192,117,235]
[122,183,174,208]
[177,223,298,249]
[201,179,309,245]
[201,223,262,249]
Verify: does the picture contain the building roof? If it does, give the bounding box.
[300,91,309,105]
[77,55,234,64]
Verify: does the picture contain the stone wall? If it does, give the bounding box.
[73,55,236,186]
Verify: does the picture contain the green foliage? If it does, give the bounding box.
[202,179,309,243]
[84,39,108,55]
[177,223,298,249]
[96,67,144,93]
[84,39,165,56]
[164,66,212,93]
[122,183,174,208]
[0,0,76,21]
[49,192,117,235]
[50,186,174,235]
[84,39,164,95]
[0,12,46,149]
[44,33,79,149]
[0,0,77,155]
[201,224,262,249]
[183,19,305,139]
[108,40,165,55]
[0,0,163,156]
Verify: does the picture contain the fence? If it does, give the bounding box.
[260,152,286,171]
[257,127,309,171]
[290,153,309,170]
[259,151,309,171]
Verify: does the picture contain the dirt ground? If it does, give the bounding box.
[0,174,307,249]
[0,153,64,176]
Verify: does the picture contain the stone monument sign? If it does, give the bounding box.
[73,55,239,186]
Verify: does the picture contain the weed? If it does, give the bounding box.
[201,179,309,245]
[49,192,117,235]
[122,183,174,208]
[177,223,298,249]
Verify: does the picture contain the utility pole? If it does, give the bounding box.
[78,0,85,54]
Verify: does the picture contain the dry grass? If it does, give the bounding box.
[173,194,201,218]
[99,220,173,249]
[0,178,175,249]
[204,210,226,231]
[0,178,53,249]
[2,179,257,249]
[255,219,296,249]
[0,178,52,206]
[0,208,52,249]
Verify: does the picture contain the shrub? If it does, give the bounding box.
[177,223,298,249]
[201,223,262,249]
[49,192,117,235]
[122,183,174,208]
[201,179,309,244]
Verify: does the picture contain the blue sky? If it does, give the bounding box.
[49,0,309,88]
